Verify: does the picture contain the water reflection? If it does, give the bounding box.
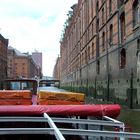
[37,86,67,92]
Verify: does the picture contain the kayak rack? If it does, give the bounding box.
[0,113,140,140]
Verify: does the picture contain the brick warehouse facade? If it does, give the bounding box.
[0,34,8,88]
[53,56,61,80]
[55,0,140,108]
[7,47,40,79]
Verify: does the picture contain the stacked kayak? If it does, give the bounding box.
[37,90,85,105]
[0,90,32,105]
[0,89,121,118]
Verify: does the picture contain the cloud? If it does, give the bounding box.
[0,0,78,76]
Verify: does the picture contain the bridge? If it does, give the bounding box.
[38,79,60,87]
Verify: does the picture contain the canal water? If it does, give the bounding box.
[37,86,67,92]
[118,108,140,133]
[86,96,140,133]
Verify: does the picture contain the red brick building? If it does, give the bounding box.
[54,0,140,107]
[7,47,39,79]
[53,56,61,80]
[0,34,8,88]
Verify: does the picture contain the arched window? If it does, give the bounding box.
[92,43,94,58]
[82,52,84,65]
[102,7,105,24]
[102,32,105,51]
[109,24,113,44]
[120,12,125,43]
[133,0,139,27]
[96,60,100,74]
[137,39,140,50]
[119,0,124,6]
[88,46,90,60]
[96,1,99,12]
[109,0,112,14]
[120,48,126,69]
[137,39,140,55]
[85,50,87,63]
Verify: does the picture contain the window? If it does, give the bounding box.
[102,7,105,24]
[109,24,113,44]
[137,39,140,50]
[96,1,99,13]
[133,0,139,27]
[82,52,84,64]
[102,32,105,51]
[136,39,140,55]
[97,18,99,31]
[85,50,87,63]
[120,48,126,69]
[120,12,126,43]
[88,46,90,60]
[109,0,112,14]
[92,43,94,58]
[119,0,124,6]
[96,60,100,74]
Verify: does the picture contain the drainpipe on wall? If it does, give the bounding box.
[117,0,121,67]
[105,0,110,101]
[130,69,134,109]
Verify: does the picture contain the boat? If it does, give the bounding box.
[0,78,139,140]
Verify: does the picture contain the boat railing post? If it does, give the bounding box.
[100,124,103,140]
[120,122,125,140]
[103,116,125,140]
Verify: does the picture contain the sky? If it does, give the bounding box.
[0,0,78,77]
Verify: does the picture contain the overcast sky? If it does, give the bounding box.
[0,0,78,77]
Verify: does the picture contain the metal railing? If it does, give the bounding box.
[0,113,139,140]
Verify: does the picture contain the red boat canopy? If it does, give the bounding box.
[0,104,121,118]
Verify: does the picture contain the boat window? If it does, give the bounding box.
[10,82,20,90]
